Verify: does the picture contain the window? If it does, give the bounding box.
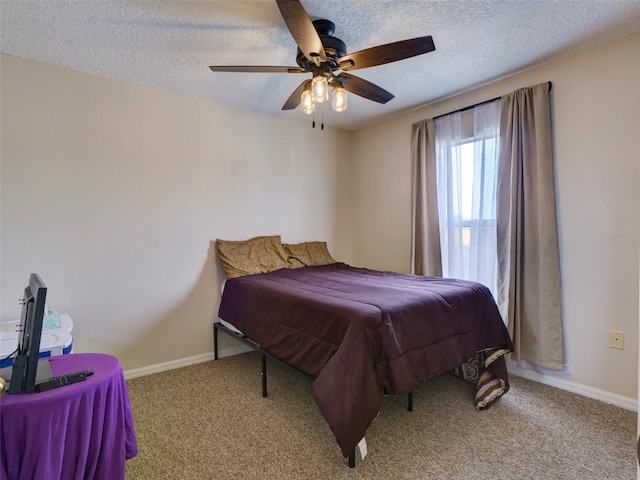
[434,101,501,296]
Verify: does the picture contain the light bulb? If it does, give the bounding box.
[311,75,329,103]
[332,86,348,112]
[301,89,315,115]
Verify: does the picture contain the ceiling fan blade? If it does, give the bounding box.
[338,36,435,71]
[337,73,394,104]
[209,66,305,73]
[282,79,311,110]
[276,0,326,64]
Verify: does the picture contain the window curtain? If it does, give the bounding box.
[496,82,565,370]
[410,119,442,276]
[434,101,501,295]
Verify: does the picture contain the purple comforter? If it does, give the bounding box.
[218,263,512,457]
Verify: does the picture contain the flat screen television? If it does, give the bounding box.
[5,273,49,394]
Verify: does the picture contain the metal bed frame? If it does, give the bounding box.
[213,321,413,468]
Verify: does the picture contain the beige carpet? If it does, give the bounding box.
[124,352,636,479]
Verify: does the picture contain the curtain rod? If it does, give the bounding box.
[433,81,552,120]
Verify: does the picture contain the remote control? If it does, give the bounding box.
[35,369,94,393]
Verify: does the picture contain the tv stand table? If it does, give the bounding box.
[0,353,138,480]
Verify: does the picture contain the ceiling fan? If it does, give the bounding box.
[209,0,435,117]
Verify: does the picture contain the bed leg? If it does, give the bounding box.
[213,323,219,360]
[408,391,413,412]
[348,451,355,468]
[261,354,268,398]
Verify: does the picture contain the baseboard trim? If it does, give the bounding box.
[508,364,637,412]
[123,349,638,413]
[123,345,252,380]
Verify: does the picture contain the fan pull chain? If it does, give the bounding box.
[310,106,326,130]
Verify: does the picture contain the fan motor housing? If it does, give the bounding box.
[296,19,346,70]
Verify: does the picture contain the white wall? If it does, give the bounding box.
[350,33,640,402]
[2,32,639,404]
[0,54,354,371]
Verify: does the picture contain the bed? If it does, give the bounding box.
[215,236,513,465]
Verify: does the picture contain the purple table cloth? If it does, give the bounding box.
[1,353,138,480]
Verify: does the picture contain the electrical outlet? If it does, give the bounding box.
[609,330,624,350]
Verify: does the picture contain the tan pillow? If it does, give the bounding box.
[282,241,336,268]
[216,235,289,279]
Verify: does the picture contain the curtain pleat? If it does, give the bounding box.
[496,82,565,370]
[411,119,442,276]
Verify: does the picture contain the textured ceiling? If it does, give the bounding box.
[2,0,640,131]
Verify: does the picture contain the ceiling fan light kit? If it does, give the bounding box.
[301,88,315,114]
[208,0,436,124]
[332,86,347,113]
[311,75,330,104]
